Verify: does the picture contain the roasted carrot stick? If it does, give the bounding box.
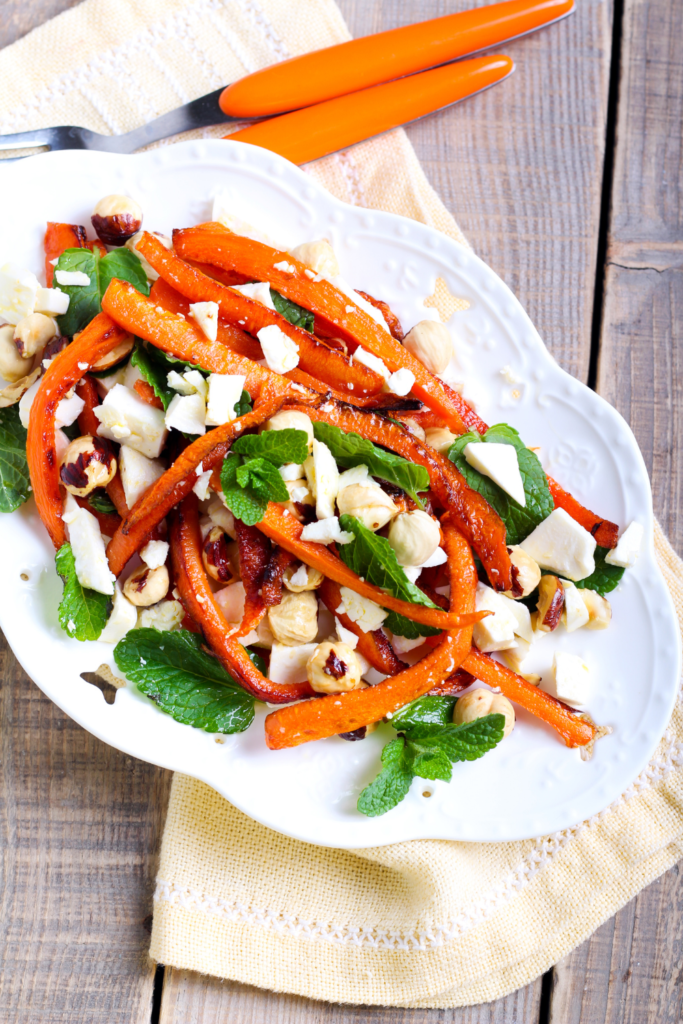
[106,381,286,577]
[318,577,407,676]
[547,477,619,549]
[264,519,476,748]
[149,277,263,361]
[234,520,270,637]
[135,232,385,397]
[463,650,597,748]
[133,379,164,409]
[261,547,297,607]
[27,314,129,549]
[173,224,468,432]
[256,501,484,632]
[44,222,87,286]
[170,495,315,703]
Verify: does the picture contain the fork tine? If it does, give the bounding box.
[0,127,62,151]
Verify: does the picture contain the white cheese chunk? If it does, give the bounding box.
[62,494,115,596]
[311,438,338,520]
[605,521,644,568]
[561,579,590,632]
[18,380,41,429]
[497,590,533,642]
[520,507,596,581]
[257,323,299,374]
[55,269,90,287]
[54,392,85,429]
[335,618,359,649]
[99,584,138,644]
[34,286,69,315]
[213,581,246,625]
[352,346,390,380]
[165,393,206,435]
[207,497,236,538]
[387,368,415,397]
[231,281,275,309]
[118,445,165,508]
[339,586,387,632]
[189,301,219,342]
[123,361,144,391]
[140,540,169,570]
[546,651,591,706]
[337,464,372,489]
[139,599,184,632]
[268,642,318,684]
[273,260,296,274]
[500,637,532,674]
[472,582,519,653]
[392,633,427,655]
[95,384,167,458]
[193,468,212,501]
[54,428,70,464]
[279,462,305,482]
[464,441,526,506]
[205,373,246,426]
[300,516,353,546]
[0,263,40,324]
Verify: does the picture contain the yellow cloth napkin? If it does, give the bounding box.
[3,0,683,1008]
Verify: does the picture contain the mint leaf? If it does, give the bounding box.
[404,715,505,757]
[131,342,176,410]
[55,543,111,641]
[87,490,117,515]
[338,514,439,615]
[220,453,268,526]
[384,610,441,639]
[114,628,254,733]
[313,422,429,506]
[448,423,553,545]
[357,737,413,817]
[0,404,30,513]
[270,288,314,332]
[55,247,150,336]
[409,747,453,781]
[236,457,289,503]
[232,428,308,466]
[234,390,253,418]
[392,694,458,731]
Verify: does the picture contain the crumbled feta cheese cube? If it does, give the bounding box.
[605,521,644,568]
[268,642,318,684]
[34,286,69,315]
[205,373,246,426]
[339,586,387,632]
[392,633,427,655]
[18,380,41,429]
[54,392,85,429]
[207,497,236,538]
[118,445,165,507]
[231,282,275,309]
[311,438,338,520]
[300,517,353,546]
[273,260,296,274]
[214,581,246,624]
[500,637,532,674]
[546,651,591,706]
[0,263,40,324]
[387,367,415,397]
[279,462,305,482]
[193,468,212,501]
[99,584,138,644]
[257,324,299,374]
[472,582,519,652]
[464,441,526,506]
[95,384,167,458]
[352,346,390,380]
[497,590,533,642]
[561,579,590,632]
[520,507,596,581]
[140,540,169,570]
[55,270,90,287]
[335,618,359,649]
[189,301,219,342]
[165,393,206,435]
[139,599,184,632]
[62,494,115,595]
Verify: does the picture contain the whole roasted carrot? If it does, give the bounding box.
[27,313,129,549]
[264,519,476,748]
[318,577,407,676]
[44,222,87,286]
[171,495,316,703]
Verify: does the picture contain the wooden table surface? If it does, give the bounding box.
[1,0,681,1020]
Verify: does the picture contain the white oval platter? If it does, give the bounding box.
[0,139,679,848]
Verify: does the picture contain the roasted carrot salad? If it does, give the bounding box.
[0,193,645,816]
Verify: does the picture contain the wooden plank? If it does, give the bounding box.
[0,0,82,48]
[549,0,683,1019]
[158,969,542,1023]
[0,634,171,1023]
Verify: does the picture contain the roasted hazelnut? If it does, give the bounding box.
[59,435,117,497]
[267,590,318,646]
[125,230,171,281]
[90,333,135,372]
[0,323,31,383]
[123,564,169,607]
[283,562,324,592]
[42,334,69,365]
[388,510,441,567]
[91,194,143,245]
[14,313,57,359]
[425,427,456,454]
[0,366,41,409]
[536,574,564,632]
[401,417,426,443]
[403,320,453,374]
[307,641,364,694]
[503,545,542,599]
[454,688,515,738]
[289,238,340,278]
[202,526,239,583]
[337,482,398,532]
[579,588,612,629]
[263,409,314,452]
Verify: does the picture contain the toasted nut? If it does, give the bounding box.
[0,366,41,408]
[14,313,57,359]
[0,324,31,382]
[59,435,117,497]
[503,545,542,599]
[454,688,515,738]
[337,482,398,532]
[403,320,452,374]
[202,526,239,583]
[289,238,340,278]
[425,427,456,454]
[123,564,169,606]
[401,417,426,442]
[262,409,314,452]
[42,335,69,366]
[578,588,612,629]
[90,334,135,372]
[388,509,440,567]
[92,194,143,245]
[284,563,324,592]
[307,641,364,694]
[267,590,318,646]
[125,230,171,281]
[536,574,564,632]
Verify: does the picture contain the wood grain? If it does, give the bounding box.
[0,0,82,48]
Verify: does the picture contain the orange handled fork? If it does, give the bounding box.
[0,0,573,165]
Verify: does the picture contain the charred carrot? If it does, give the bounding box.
[44,222,87,286]
[234,521,270,637]
[150,277,263,362]
[318,577,407,676]
[261,547,297,607]
[547,477,619,549]
[27,314,129,549]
